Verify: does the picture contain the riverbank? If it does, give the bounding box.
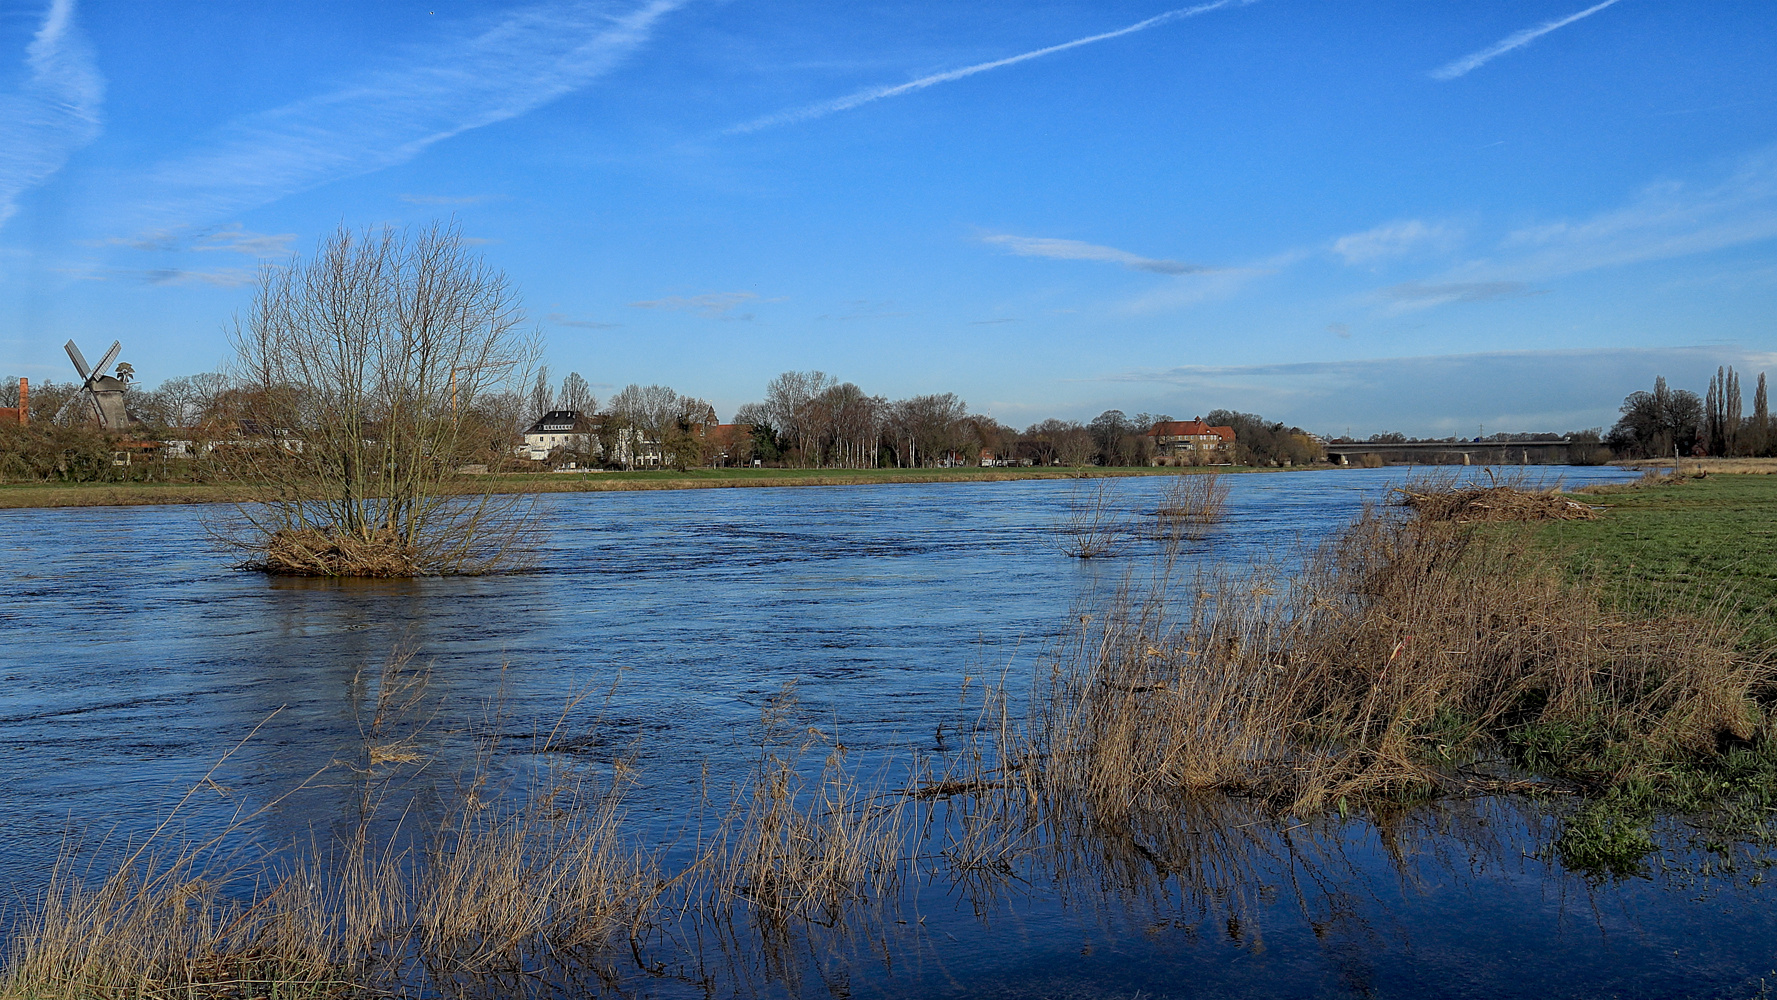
[1,471,1768,999]
[1549,472,1777,649]
[0,464,1281,510]
[1609,456,1777,475]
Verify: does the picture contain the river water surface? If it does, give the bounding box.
[4,467,1776,998]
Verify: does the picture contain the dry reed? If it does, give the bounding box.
[1024,498,1767,817]
[255,526,419,577]
[1055,479,1134,558]
[9,480,1771,997]
[1152,471,1231,540]
[706,685,912,924]
[1393,484,1597,522]
[2,653,660,999]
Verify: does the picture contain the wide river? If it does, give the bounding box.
[5,466,1776,998]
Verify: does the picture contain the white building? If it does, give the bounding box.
[519,410,598,463]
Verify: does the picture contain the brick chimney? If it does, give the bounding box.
[16,377,26,426]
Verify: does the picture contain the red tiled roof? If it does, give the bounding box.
[1148,420,1235,442]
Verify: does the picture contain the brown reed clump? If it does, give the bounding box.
[1056,479,1134,558]
[1027,496,1768,818]
[709,686,911,924]
[258,526,418,577]
[1152,471,1231,540]
[1,653,662,999]
[1392,484,1597,522]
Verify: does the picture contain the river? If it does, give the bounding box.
[4,467,1775,998]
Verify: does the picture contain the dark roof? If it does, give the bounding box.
[524,410,597,435]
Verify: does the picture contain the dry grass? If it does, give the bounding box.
[1055,479,1134,558]
[8,479,1772,996]
[1616,457,1777,476]
[1152,471,1231,540]
[1,654,661,999]
[707,685,911,924]
[1023,498,1766,817]
[255,527,418,577]
[1393,484,1598,522]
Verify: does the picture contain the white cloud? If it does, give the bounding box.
[727,0,1252,134]
[982,234,1213,275]
[1430,0,1624,81]
[546,311,621,329]
[1380,280,1541,308]
[399,193,503,206]
[121,0,685,233]
[69,266,257,288]
[1370,146,1777,310]
[1331,219,1456,264]
[1491,149,1777,279]
[193,224,296,257]
[628,291,766,319]
[0,0,104,229]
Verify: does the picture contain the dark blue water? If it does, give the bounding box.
[6,467,1775,998]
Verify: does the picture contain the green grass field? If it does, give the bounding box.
[1539,474,1777,650]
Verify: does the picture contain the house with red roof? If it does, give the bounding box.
[1147,417,1235,463]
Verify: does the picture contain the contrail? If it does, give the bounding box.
[1430,0,1624,81]
[727,0,1252,134]
[0,0,105,229]
[120,0,684,237]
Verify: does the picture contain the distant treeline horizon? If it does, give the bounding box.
[2,362,1770,478]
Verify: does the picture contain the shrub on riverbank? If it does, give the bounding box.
[1029,499,1765,816]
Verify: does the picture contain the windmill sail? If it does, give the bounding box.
[62,338,131,429]
[65,340,92,381]
[90,341,121,380]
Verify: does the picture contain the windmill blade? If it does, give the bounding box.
[64,340,92,381]
[91,340,121,378]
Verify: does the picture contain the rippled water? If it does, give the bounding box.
[6,466,1776,998]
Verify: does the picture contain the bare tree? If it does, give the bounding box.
[764,370,836,466]
[529,365,553,420]
[889,393,968,467]
[810,382,883,468]
[1753,372,1770,457]
[225,221,538,576]
[558,371,595,414]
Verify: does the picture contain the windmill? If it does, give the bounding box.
[64,338,131,430]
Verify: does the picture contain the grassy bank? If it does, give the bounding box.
[1609,456,1777,475]
[0,464,1271,510]
[1552,474,1777,650]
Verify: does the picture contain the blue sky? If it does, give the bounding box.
[1,0,1774,436]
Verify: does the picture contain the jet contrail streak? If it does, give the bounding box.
[728,0,1251,134]
[1430,0,1624,81]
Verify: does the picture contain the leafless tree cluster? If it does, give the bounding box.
[605,382,718,469]
[223,221,539,575]
[734,372,1016,469]
[1609,367,1776,458]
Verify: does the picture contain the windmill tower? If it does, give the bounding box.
[63,339,131,430]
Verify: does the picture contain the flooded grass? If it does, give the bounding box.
[7,473,1777,997]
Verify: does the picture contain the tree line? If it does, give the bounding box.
[515,368,1326,470]
[0,363,1326,479]
[1606,367,1772,458]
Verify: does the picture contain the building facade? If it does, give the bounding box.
[1147,418,1236,461]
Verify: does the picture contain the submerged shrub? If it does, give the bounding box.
[222,221,539,577]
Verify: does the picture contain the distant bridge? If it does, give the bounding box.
[1321,440,1578,466]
